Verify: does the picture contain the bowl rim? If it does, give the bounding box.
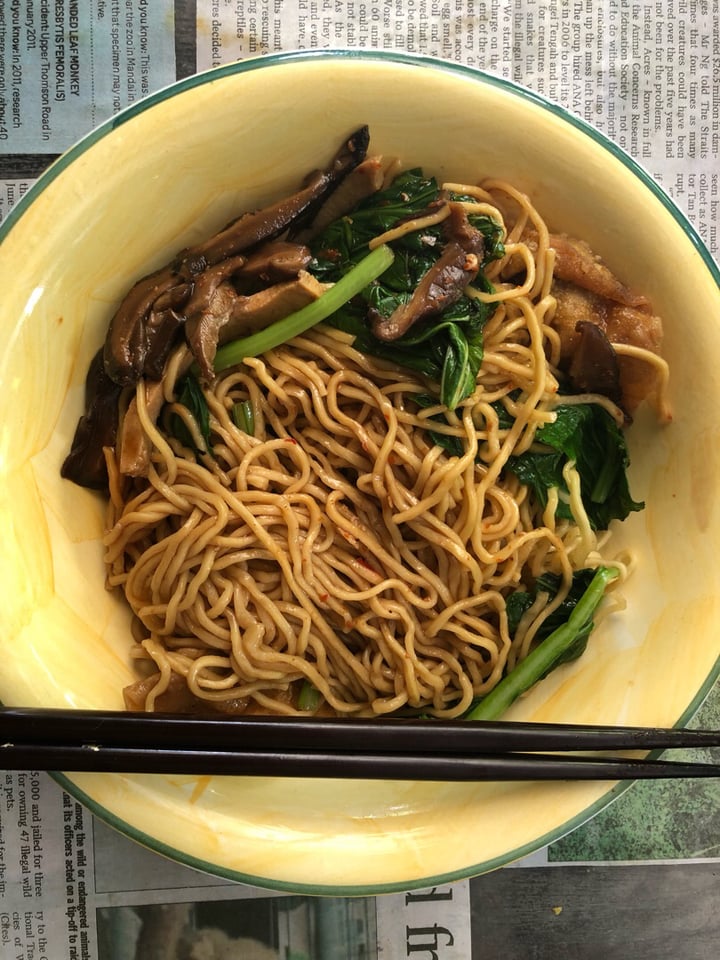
[2,48,719,286]
[4,48,720,895]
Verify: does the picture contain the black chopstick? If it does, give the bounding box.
[2,707,720,781]
[3,707,720,752]
[1,742,719,781]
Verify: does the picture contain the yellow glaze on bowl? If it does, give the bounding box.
[1,52,719,893]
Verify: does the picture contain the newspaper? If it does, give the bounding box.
[1,1,718,254]
[1,2,719,958]
[0,770,473,959]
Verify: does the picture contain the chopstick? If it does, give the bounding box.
[2,707,720,781]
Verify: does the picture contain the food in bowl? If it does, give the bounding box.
[61,126,669,721]
[2,50,718,891]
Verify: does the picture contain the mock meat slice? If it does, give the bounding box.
[548,233,651,308]
[521,230,651,309]
[221,272,330,343]
[605,302,664,413]
[551,280,663,413]
[299,156,386,237]
[187,272,329,382]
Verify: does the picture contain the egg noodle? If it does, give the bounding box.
[104,179,632,718]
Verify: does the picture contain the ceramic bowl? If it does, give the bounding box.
[1,51,719,894]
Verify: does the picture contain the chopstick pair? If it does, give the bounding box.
[2,707,720,781]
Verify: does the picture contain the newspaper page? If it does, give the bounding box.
[1,770,471,959]
[194,0,719,257]
[0,0,176,151]
[2,1,718,250]
[1,2,719,959]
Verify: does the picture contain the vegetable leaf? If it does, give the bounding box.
[297,680,322,711]
[413,394,466,457]
[507,402,644,529]
[231,400,255,436]
[310,169,441,278]
[169,374,213,456]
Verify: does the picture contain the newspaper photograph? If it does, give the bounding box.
[1,2,719,958]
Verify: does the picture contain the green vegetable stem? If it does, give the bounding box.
[231,400,255,436]
[466,565,619,721]
[298,680,323,712]
[213,244,395,372]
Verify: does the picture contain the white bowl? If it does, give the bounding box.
[1,51,719,894]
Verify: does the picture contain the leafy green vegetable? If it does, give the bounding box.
[327,293,490,411]
[504,568,599,674]
[465,565,618,720]
[309,168,504,276]
[507,402,644,529]
[168,374,212,456]
[412,394,465,457]
[440,320,486,410]
[308,169,505,410]
[310,168,443,278]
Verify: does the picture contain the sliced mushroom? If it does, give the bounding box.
[236,240,312,284]
[103,127,370,387]
[60,349,123,488]
[181,256,247,381]
[182,281,237,383]
[141,283,194,381]
[172,125,371,278]
[567,320,622,405]
[444,199,486,253]
[103,263,181,386]
[371,242,477,341]
[371,202,485,341]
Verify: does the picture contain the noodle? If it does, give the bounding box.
[90,171,661,720]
